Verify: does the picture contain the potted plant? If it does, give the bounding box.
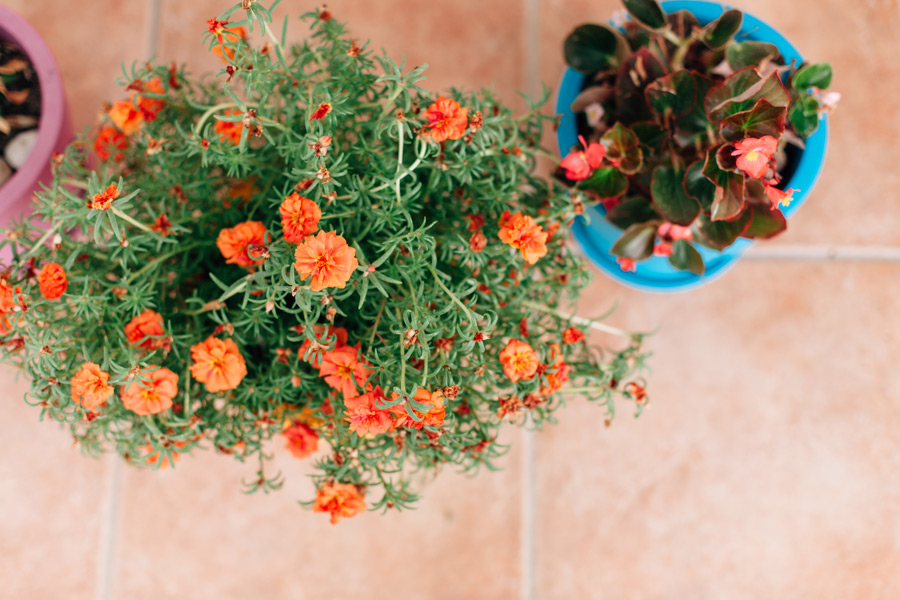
[0,2,649,523]
[556,0,837,292]
[0,6,72,237]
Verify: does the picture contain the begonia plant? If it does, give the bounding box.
[0,2,649,523]
[559,0,838,274]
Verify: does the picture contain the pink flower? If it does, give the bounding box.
[731,136,778,179]
[657,223,693,242]
[559,135,605,181]
[616,257,636,272]
[653,241,673,256]
[766,185,799,211]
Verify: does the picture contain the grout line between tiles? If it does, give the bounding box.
[742,245,900,261]
[147,0,162,59]
[96,458,122,600]
[521,0,539,599]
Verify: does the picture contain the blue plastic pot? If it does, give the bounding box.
[556,0,829,292]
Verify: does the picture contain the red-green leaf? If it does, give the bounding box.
[676,71,717,136]
[616,49,667,123]
[651,165,700,226]
[703,9,742,50]
[702,149,745,222]
[668,239,706,275]
[623,0,667,30]
[564,24,631,74]
[726,41,781,71]
[683,159,716,212]
[606,196,661,230]
[696,210,752,249]
[645,70,697,120]
[601,123,643,175]
[742,179,787,239]
[705,69,790,125]
[578,167,628,199]
[611,221,659,260]
[719,98,787,142]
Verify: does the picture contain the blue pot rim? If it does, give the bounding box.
[556,0,829,293]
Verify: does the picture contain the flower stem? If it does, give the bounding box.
[425,263,478,322]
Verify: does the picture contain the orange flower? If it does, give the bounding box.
[216,221,267,268]
[498,211,548,265]
[280,192,322,243]
[314,482,366,524]
[282,420,319,459]
[189,336,248,392]
[425,96,468,142]
[37,262,67,300]
[298,324,349,367]
[293,231,359,292]
[152,213,172,236]
[731,136,777,179]
[214,109,244,145]
[469,230,487,253]
[90,184,120,210]
[121,366,178,416]
[94,126,128,162]
[136,77,165,122]
[310,102,332,121]
[124,309,171,353]
[208,19,247,62]
[70,362,114,410]
[562,327,586,344]
[0,281,24,336]
[344,386,393,436]
[319,346,369,398]
[499,339,539,383]
[142,441,185,469]
[228,177,259,203]
[109,100,143,135]
[540,344,570,396]
[391,388,446,430]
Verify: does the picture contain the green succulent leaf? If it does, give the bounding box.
[623,0,668,30]
[702,149,745,222]
[563,24,630,74]
[650,166,701,226]
[793,62,833,90]
[601,122,644,174]
[668,239,706,275]
[703,9,743,50]
[696,210,752,249]
[789,92,820,138]
[606,196,661,230]
[579,167,629,199]
[611,221,659,260]
[683,159,716,212]
[719,98,787,142]
[645,70,697,120]
[726,41,781,71]
[705,69,790,125]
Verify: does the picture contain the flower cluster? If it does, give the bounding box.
[0,3,648,523]
[559,0,836,274]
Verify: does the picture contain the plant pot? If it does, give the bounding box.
[0,6,72,239]
[555,0,829,293]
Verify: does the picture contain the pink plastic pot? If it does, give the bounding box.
[0,5,72,228]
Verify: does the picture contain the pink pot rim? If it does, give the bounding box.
[0,5,67,205]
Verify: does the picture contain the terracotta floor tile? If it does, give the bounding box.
[109,429,523,600]
[538,0,900,246]
[535,261,900,599]
[0,365,111,600]
[3,0,152,132]
[157,0,527,107]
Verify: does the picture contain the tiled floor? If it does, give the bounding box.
[2,1,899,599]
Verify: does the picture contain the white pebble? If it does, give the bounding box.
[4,129,38,169]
